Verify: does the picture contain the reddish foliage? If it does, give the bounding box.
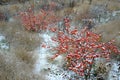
[51,18,120,76]
[70,29,78,35]
[49,27,58,32]
[20,8,59,32]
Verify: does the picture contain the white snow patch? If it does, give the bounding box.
[0,34,9,50]
[0,35,5,41]
[108,62,120,80]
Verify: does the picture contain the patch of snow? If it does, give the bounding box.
[47,65,76,80]
[39,32,58,47]
[112,11,120,17]
[0,35,5,41]
[0,43,9,49]
[33,49,51,74]
[0,35,9,50]
[108,62,120,80]
[8,18,15,22]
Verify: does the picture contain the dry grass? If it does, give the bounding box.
[103,0,120,11]
[0,3,47,80]
[92,0,120,11]
[73,5,91,22]
[94,19,120,47]
[13,48,37,65]
[0,19,41,51]
[0,0,34,20]
[55,1,91,19]
[0,15,43,80]
[0,50,46,80]
[107,2,120,11]
[8,30,41,51]
[56,0,120,21]
[0,20,45,80]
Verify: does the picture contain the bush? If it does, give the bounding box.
[20,8,59,32]
[51,18,120,80]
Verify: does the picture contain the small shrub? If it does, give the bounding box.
[20,8,59,32]
[51,18,120,80]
